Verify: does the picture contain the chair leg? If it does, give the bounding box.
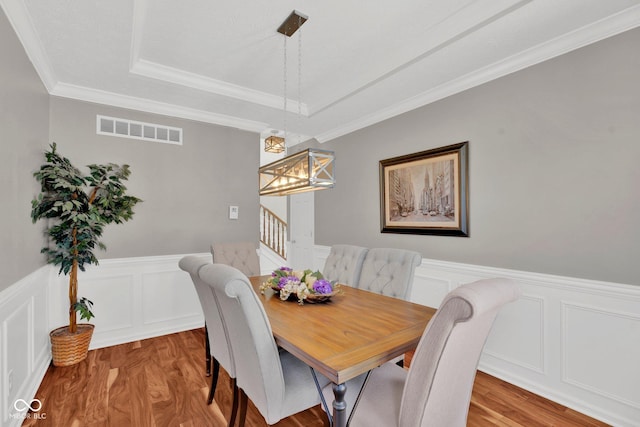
[207,357,220,405]
[228,378,239,427]
[237,388,248,427]
[205,324,211,376]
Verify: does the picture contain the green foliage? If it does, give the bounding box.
[31,143,141,328]
[31,143,141,275]
[73,297,95,321]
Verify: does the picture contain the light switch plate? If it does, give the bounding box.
[229,205,239,219]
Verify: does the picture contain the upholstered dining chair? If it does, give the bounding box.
[356,248,422,300]
[178,256,239,427]
[322,244,369,286]
[211,241,261,276]
[198,263,331,427]
[322,277,520,427]
[208,241,260,381]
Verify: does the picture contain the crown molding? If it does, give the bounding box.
[130,59,309,116]
[4,0,640,144]
[316,4,640,143]
[0,0,57,91]
[50,82,268,133]
[127,0,308,116]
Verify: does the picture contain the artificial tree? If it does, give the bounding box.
[31,143,141,334]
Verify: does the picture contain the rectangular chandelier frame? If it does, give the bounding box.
[259,149,335,196]
[264,135,285,153]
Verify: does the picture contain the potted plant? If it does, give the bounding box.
[31,143,141,366]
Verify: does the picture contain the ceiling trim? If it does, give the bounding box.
[128,0,308,116]
[307,0,530,117]
[50,82,268,133]
[129,59,309,115]
[5,0,640,144]
[0,0,57,91]
[129,0,147,72]
[315,3,640,143]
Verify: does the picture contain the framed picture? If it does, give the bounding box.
[380,141,469,236]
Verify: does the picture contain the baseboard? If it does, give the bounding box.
[479,363,638,427]
[89,319,205,350]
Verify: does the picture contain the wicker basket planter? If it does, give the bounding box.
[50,324,94,367]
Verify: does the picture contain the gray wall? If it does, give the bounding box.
[1,5,260,292]
[48,97,260,259]
[0,10,50,291]
[313,28,640,285]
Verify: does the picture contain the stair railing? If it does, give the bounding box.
[260,205,287,260]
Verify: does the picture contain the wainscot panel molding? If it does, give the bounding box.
[48,254,205,350]
[0,254,206,426]
[315,245,640,427]
[259,242,286,275]
[4,251,638,426]
[0,265,50,426]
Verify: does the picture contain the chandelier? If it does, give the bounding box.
[259,148,335,196]
[264,135,285,153]
[259,11,335,196]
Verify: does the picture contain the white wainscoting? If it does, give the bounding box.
[0,254,204,427]
[48,254,205,350]
[259,243,286,275]
[0,266,51,427]
[314,246,640,427]
[3,250,639,426]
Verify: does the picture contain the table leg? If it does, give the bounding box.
[332,382,347,427]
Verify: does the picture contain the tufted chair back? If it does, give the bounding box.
[211,241,260,276]
[322,244,368,285]
[356,248,422,300]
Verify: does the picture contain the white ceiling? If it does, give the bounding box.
[3,0,640,144]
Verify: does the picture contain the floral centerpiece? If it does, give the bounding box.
[260,266,339,305]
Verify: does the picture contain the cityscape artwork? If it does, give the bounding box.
[380,142,469,236]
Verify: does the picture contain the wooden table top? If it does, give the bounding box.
[249,275,436,384]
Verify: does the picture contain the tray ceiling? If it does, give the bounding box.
[2,0,640,143]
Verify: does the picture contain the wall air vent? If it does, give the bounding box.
[96,115,182,145]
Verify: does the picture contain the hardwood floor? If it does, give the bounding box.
[23,328,609,427]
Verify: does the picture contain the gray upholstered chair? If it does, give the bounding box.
[198,263,331,427]
[209,241,260,384]
[322,244,368,286]
[356,248,422,300]
[178,256,239,427]
[211,241,260,276]
[322,278,520,427]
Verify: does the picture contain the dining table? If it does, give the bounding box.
[249,275,436,427]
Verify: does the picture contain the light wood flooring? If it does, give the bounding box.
[23,328,609,426]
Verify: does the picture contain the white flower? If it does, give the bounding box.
[280,282,296,301]
[297,283,310,300]
[304,275,317,288]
